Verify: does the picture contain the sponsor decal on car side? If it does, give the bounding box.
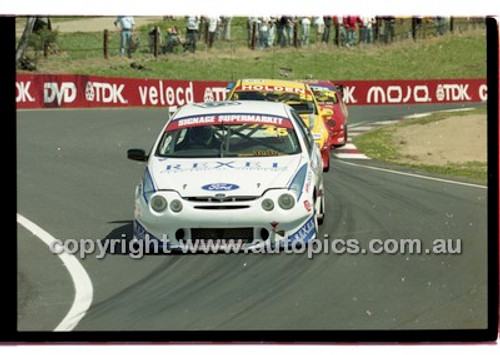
[287,215,316,243]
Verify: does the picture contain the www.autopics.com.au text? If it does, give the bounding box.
[47,234,463,259]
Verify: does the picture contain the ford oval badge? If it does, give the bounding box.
[202,183,240,191]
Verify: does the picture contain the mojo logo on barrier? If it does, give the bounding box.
[85,81,128,104]
[44,82,77,106]
[367,85,431,104]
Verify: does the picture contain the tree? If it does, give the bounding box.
[15,17,36,67]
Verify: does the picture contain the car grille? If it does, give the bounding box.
[191,228,254,243]
[194,205,250,210]
[185,196,258,203]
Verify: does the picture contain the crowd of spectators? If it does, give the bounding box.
[128,15,461,57]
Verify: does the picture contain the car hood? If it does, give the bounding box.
[149,155,304,197]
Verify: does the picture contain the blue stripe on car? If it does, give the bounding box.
[142,168,156,203]
[288,163,308,201]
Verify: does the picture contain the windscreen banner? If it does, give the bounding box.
[16,74,487,109]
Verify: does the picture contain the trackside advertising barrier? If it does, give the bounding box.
[16,74,487,109]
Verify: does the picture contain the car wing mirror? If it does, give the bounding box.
[127,149,148,162]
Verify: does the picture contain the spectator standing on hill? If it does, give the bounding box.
[207,16,219,48]
[114,16,135,57]
[333,16,346,46]
[184,16,200,53]
[300,16,311,46]
[287,17,297,46]
[322,16,332,43]
[383,16,395,43]
[258,17,271,49]
[313,16,325,44]
[435,16,447,36]
[277,16,289,47]
[345,16,361,46]
[360,16,375,43]
[268,17,277,47]
[220,16,232,40]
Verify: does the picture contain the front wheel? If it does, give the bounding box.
[316,193,325,226]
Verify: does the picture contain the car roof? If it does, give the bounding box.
[173,100,291,119]
[302,80,335,89]
[235,79,309,90]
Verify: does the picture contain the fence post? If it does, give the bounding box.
[204,20,209,45]
[43,40,48,58]
[450,17,454,33]
[293,20,299,48]
[336,22,340,46]
[411,17,417,41]
[375,17,381,43]
[251,21,257,49]
[153,26,159,57]
[103,29,109,59]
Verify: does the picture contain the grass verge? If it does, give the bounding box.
[16,16,487,81]
[352,106,487,183]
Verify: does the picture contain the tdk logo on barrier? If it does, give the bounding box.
[202,183,240,191]
[16,82,35,103]
[85,81,128,103]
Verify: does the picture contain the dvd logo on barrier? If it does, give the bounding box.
[85,81,128,104]
[44,82,77,106]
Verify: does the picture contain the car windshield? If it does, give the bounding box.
[156,115,302,158]
[231,90,317,114]
[310,87,339,104]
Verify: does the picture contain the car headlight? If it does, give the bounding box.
[170,199,183,213]
[150,195,168,212]
[261,198,275,211]
[278,193,295,210]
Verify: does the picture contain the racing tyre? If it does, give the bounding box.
[316,194,325,226]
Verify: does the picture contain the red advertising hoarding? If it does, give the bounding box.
[16,74,487,109]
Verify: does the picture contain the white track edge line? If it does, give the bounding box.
[336,160,487,189]
[17,213,94,331]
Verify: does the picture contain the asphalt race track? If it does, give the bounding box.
[17,103,488,332]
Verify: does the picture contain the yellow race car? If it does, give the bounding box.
[227,79,332,172]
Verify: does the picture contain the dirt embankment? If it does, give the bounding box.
[15,16,164,36]
[393,113,487,165]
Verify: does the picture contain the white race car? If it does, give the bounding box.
[127,100,325,251]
